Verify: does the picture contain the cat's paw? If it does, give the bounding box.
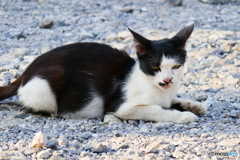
[176,111,198,123]
[181,101,207,115]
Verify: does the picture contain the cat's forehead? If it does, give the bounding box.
[151,39,175,52]
[160,56,177,66]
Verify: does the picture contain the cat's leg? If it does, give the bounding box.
[18,65,68,115]
[171,97,207,115]
[112,103,198,123]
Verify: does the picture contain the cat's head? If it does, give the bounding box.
[129,23,194,90]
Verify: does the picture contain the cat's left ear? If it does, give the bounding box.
[128,28,151,56]
[171,22,194,49]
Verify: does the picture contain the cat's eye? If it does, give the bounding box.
[150,65,159,70]
[172,65,181,69]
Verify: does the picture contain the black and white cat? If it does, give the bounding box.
[0,23,206,123]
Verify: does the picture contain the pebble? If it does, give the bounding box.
[36,149,52,159]
[58,134,69,146]
[103,114,122,124]
[168,0,182,6]
[0,0,240,159]
[31,131,48,148]
[39,17,54,29]
[91,144,109,153]
[81,133,92,140]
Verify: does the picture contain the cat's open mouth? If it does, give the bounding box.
[159,83,172,89]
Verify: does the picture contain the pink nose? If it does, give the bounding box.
[163,78,172,83]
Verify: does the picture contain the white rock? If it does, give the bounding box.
[106,33,118,42]
[103,114,122,124]
[118,31,132,40]
[36,149,52,159]
[79,32,94,41]
[219,139,240,146]
[109,42,127,50]
[40,17,54,28]
[31,131,48,148]
[58,134,69,146]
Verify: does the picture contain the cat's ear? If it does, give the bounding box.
[128,28,151,56]
[170,22,194,49]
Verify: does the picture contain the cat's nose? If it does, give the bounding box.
[163,78,172,84]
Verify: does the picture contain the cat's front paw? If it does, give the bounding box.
[176,111,198,123]
[181,101,207,115]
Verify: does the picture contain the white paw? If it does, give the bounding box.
[177,111,198,124]
[181,101,207,115]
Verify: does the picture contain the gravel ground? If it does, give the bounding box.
[0,0,240,159]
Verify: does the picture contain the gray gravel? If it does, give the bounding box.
[0,0,240,159]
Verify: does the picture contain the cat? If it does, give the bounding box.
[0,23,206,123]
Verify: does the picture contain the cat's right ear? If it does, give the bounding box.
[128,28,151,56]
[170,22,194,50]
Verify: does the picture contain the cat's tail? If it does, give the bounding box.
[0,75,23,101]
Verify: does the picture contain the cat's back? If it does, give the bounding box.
[28,42,134,70]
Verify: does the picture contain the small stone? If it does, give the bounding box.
[221,118,229,124]
[80,151,89,157]
[189,128,199,134]
[146,140,164,152]
[232,44,240,51]
[71,140,80,150]
[220,45,231,53]
[147,148,159,154]
[109,42,127,50]
[114,132,121,137]
[13,139,27,151]
[24,147,40,155]
[31,131,48,148]
[168,0,182,6]
[194,92,208,101]
[140,125,149,132]
[172,151,184,158]
[127,120,139,126]
[201,133,210,138]
[40,17,54,28]
[106,33,118,42]
[36,149,52,159]
[79,32,94,41]
[58,134,69,146]
[103,114,122,124]
[219,139,240,146]
[229,110,238,118]
[91,144,109,153]
[118,31,131,40]
[118,144,129,149]
[81,133,92,140]
[120,6,134,13]
[46,140,58,150]
[199,0,230,4]
[138,151,145,157]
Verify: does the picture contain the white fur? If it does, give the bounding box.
[113,57,199,123]
[70,93,104,119]
[18,76,57,114]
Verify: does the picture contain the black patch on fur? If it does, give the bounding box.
[20,43,135,114]
[170,103,185,112]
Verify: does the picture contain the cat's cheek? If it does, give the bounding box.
[153,73,163,87]
[172,67,184,79]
